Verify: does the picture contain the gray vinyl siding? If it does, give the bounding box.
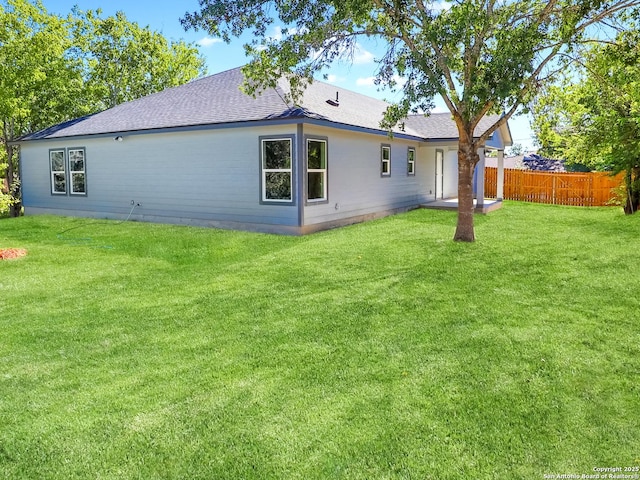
[20,125,299,229]
[302,127,434,227]
[20,122,463,234]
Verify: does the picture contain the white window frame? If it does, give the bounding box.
[68,148,87,195]
[261,137,293,203]
[381,144,391,177]
[306,138,328,203]
[407,147,416,176]
[50,149,67,195]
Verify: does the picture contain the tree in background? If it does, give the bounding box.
[183,0,638,241]
[507,143,524,157]
[0,0,206,217]
[72,9,206,110]
[533,26,640,214]
[0,0,85,217]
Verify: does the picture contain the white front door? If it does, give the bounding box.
[435,149,444,199]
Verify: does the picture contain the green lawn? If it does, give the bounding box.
[1,203,638,479]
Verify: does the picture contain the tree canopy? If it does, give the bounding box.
[183,0,639,241]
[0,0,206,217]
[533,25,640,214]
[0,0,84,216]
[72,9,206,110]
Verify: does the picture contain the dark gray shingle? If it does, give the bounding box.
[21,66,504,142]
[23,67,295,140]
[404,112,503,140]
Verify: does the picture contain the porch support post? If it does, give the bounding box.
[476,147,485,208]
[497,149,505,201]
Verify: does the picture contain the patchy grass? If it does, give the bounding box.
[0,203,638,479]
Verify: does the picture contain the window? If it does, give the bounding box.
[69,149,86,195]
[261,138,293,202]
[49,147,87,196]
[50,150,66,194]
[381,145,391,176]
[307,138,327,202]
[407,147,416,176]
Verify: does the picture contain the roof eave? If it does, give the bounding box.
[16,115,429,144]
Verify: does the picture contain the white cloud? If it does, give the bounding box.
[391,74,407,88]
[353,44,375,65]
[432,1,451,11]
[325,74,345,84]
[197,37,223,47]
[267,25,307,42]
[318,40,375,65]
[268,26,283,42]
[356,76,376,86]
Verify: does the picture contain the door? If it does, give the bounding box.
[435,149,444,199]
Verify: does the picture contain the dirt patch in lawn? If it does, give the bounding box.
[0,248,27,260]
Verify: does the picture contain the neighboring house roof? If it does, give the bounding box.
[485,154,566,171]
[19,66,510,144]
[522,153,566,171]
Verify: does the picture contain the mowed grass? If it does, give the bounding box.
[0,203,638,479]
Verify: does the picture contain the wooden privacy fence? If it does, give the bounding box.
[484,167,624,207]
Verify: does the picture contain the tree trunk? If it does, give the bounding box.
[9,182,21,217]
[454,139,480,242]
[623,167,640,215]
[4,142,21,217]
[634,166,640,213]
[624,166,640,215]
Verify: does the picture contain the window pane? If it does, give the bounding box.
[308,172,325,200]
[51,151,64,171]
[72,173,86,193]
[408,149,415,175]
[308,140,326,169]
[382,160,390,174]
[53,173,66,193]
[264,140,291,169]
[265,172,291,200]
[69,149,84,164]
[70,158,84,172]
[382,147,390,160]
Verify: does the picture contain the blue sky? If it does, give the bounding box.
[43,0,535,150]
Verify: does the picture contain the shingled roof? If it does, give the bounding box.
[22,67,426,141]
[404,112,504,140]
[20,66,509,143]
[22,68,296,140]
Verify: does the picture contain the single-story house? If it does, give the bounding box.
[17,67,512,235]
